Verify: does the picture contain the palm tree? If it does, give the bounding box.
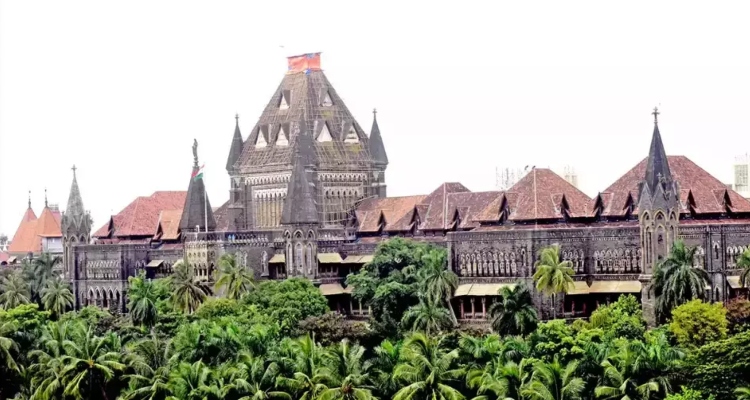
[369,339,402,399]
[232,353,291,400]
[127,273,164,326]
[28,320,73,400]
[489,283,539,336]
[418,249,459,325]
[41,277,74,318]
[121,333,174,400]
[736,247,750,288]
[0,271,31,309]
[30,253,62,302]
[533,245,574,319]
[215,253,255,300]
[522,359,584,400]
[321,339,375,400]
[468,358,532,400]
[651,240,710,320]
[392,332,465,400]
[59,325,126,399]
[594,360,659,400]
[736,387,750,400]
[169,259,211,314]
[167,360,216,400]
[0,319,19,373]
[400,296,453,335]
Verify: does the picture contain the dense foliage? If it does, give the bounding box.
[0,240,749,400]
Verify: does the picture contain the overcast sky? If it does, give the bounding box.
[2,1,750,235]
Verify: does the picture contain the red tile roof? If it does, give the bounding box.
[8,206,62,255]
[155,209,182,241]
[600,156,750,217]
[94,191,187,238]
[356,195,426,232]
[505,168,593,220]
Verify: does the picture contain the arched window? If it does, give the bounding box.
[295,243,304,275]
[306,244,314,276]
[261,251,268,275]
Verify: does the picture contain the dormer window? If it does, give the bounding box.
[344,124,359,143]
[317,121,333,142]
[276,125,289,146]
[321,90,333,106]
[255,128,267,148]
[279,91,290,110]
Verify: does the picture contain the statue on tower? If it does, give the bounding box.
[192,139,199,166]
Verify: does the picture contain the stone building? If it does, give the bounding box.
[58,53,750,321]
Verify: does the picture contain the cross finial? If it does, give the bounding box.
[71,164,77,179]
[235,113,239,122]
[652,106,660,124]
[373,108,377,116]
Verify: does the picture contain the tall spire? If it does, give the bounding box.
[44,188,48,208]
[180,139,216,232]
[643,106,673,196]
[28,190,31,209]
[226,113,244,172]
[65,165,86,218]
[281,118,319,225]
[369,108,388,165]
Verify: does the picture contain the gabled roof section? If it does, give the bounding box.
[154,209,182,241]
[7,204,62,255]
[505,168,593,221]
[236,54,375,172]
[226,115,244,171]
[93,191,187,238]
[601,155,750,217]
[420,183,471,230]
[37,206,62,238]
[8,206,38,254]
[356,195,426,233]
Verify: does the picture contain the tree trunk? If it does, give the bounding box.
[552,293,557,319]
[446,294,458,326]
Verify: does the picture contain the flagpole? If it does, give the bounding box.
[204,180,208,234]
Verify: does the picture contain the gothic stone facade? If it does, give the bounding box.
[63,54,750,323]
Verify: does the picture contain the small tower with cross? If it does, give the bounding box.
[61,164,93,293]
[637,107,680,325]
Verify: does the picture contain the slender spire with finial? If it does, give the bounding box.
[28,190,31,209]
[192,138,199,168]
[71,164,77,180]
[652,106,660,125]
[369,107,388,165]
[44,188,48,208]
[226,114,244,171]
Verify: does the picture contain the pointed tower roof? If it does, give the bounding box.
[180,139,217,232]
[369,108,388,165]
[226,114,244,171]
[643,107,673,195]
[236,53,376,173]
[65,165,85,218]
[281,118,319,225]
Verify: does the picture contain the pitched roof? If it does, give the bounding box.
[642,122,673,199]
[8,205,62,255]
[601,155,750,217]
[356,195,426,232]
[155,209,182,241]
[93,191,187,238]
[213,200,231,231]
[505,168,593,220]
[236,54,376,173]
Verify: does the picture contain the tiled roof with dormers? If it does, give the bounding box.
[599,156,750,217]
[356,195,426,233]
[93,191,187,239]
[505,168,593,221]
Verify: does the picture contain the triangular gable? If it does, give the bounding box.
[279,90,290,110]
[591,194,604,218]
[321,90,333,106]
[343,123,359,144]
[317,121,333,142]
[255,127,268,148]
[559,194,571,219]
[377,211,386,232]
[276,125,289,146]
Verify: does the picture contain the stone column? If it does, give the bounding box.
[481,297,486,319]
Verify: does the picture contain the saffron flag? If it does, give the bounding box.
[192,164,205,181]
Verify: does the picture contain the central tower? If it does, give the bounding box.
[225,53,388,231]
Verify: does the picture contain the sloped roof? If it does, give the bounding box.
[236,54,375,173]
[94,191,187,238]
[213,200,231,231]
[600,156,750,217]
[419,183,472,230]
[155,209,182,241]
[8,205,62,255]
[356,195,426,232]
[505,168,593,220]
